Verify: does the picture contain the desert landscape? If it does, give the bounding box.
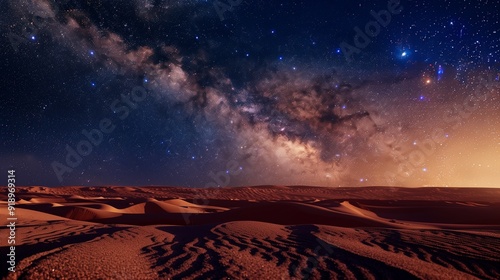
[1,186,500,279]
[2,0,499,279]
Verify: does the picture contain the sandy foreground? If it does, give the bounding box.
[1,186,499,280]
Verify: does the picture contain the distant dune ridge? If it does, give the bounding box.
[1,186,500,279]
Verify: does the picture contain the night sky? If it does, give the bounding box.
[1,0,499,187]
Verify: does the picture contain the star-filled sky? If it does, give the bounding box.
[1,0,499,187]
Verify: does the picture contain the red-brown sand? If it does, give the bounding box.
[1,186,500,279]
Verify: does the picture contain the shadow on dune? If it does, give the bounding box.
[16,201,394,227]
[146,224,230,279]
[147,224,419,279]
[285,225,418,279]
[353,200,500,224]
[16,199,500,228]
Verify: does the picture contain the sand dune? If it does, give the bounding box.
[1,186,500,279]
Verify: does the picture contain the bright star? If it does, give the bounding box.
[437,65,444,81]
